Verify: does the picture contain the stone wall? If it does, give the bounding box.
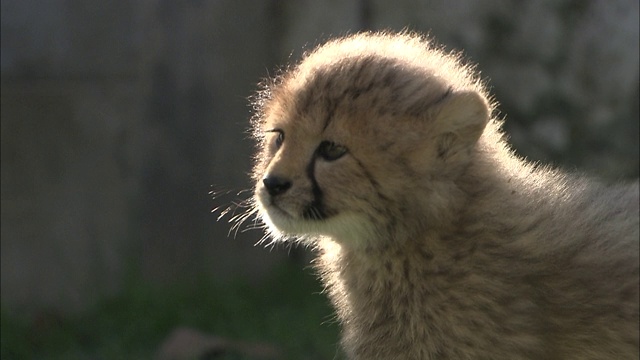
[1,0,637,314]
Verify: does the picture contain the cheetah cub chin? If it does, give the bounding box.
[249,31,639,359]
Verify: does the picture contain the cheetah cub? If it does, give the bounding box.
[249,32,639,359]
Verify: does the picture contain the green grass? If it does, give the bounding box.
[1,262,342,360]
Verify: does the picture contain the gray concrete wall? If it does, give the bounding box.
[2,0,638,314]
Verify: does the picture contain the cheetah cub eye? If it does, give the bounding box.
[317,141,347,161]
[266,129,284,149]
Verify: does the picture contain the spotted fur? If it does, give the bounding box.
[248,31,639,359]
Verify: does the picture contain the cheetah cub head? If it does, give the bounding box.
[251,32,492,248]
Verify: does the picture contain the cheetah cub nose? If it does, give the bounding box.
[262,175,292,196]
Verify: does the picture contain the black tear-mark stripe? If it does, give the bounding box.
[305,151,327,220]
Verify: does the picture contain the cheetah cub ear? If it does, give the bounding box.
[431,90,490,161]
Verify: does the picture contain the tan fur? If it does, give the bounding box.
[248,32,639,359]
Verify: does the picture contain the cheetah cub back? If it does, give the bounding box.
[249,31,639,359]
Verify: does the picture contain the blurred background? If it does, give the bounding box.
[1,0,638,359]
